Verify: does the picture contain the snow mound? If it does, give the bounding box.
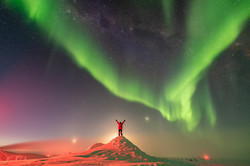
[75,136,157,162]
[88,143,104,150]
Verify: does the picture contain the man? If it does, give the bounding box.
[116,120,125,136]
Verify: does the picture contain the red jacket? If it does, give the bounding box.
[116,120,125,130]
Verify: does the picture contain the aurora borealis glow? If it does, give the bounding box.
[162,0,250,130]
[1,0,250,159]
[5,0,249,131]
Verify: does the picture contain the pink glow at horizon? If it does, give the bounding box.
[1,138,98,156]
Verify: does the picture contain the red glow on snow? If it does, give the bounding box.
[203,154,210,160]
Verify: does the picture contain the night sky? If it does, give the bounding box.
[0,0,250,160]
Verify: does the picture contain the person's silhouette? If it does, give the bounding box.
[116,120,125,136]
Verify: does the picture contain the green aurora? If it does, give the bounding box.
[163,0,250,130]
[5,0,250,131]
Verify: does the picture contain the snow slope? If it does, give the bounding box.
[75,136,158,162]
[0,136,193,165]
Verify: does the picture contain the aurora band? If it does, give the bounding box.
[5,0,250,130]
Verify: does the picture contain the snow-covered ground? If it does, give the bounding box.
[1,136,249,166]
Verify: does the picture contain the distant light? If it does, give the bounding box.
[145,116,149,121]
[108,134,117,141]
[72,138,77,143]
[46,154,50,157]
[203,154,210,160]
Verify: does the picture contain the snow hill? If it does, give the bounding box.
[0,136,199,165]
[75,136,157,162]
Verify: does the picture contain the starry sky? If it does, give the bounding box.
[0,0,250,160]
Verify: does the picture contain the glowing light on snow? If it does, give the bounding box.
[203,154,210,160]
[101,132,118,143]
[109,134,118,141]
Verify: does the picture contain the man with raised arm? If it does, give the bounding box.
[116,120,125,136]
